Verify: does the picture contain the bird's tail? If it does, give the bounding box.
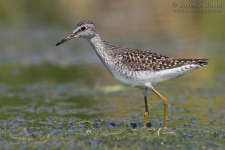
[177,58,209,67]
[193,58,209,66]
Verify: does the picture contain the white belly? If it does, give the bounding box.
[110,64,201,88]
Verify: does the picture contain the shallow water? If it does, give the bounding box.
[0,39,224,125]
[0,27,224,149]
[0,0,225,149]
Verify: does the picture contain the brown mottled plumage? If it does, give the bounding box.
[115,48,208,71]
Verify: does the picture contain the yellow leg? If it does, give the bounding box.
[152,88,168,128]
[143,111,149,128]
[142,89,149,128]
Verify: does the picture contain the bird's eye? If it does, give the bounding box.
[81,26,86,31]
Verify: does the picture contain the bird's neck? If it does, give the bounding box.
[87,34,115,61]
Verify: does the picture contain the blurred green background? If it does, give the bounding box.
[0,0,224,149]
[0,0,224,125]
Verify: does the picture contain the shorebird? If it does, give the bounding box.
[56,20,208,128]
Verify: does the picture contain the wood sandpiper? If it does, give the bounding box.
[56,20,208,128]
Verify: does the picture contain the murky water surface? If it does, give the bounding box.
[0,0,224,149]
[0,29,224,149]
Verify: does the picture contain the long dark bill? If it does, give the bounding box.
[55,33,76,46]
